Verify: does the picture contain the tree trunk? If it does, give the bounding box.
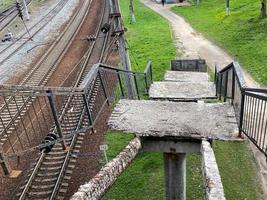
[261,0,266,18]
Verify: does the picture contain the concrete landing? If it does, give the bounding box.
[149,82,216,101]
[109,100,238,140]
[164,71,209,82]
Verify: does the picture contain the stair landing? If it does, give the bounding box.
[149,82,216,101]
[108,99,238,141]
[164,71,209,82]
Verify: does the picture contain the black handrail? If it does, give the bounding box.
[216,62,267,159]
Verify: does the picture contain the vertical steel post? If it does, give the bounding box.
[150,64,153,84]
[239,92,245,137]
[231,69,236,105]
[224,71,228,102]
[46,90,67,150]
[82,92,94,127]
[144,74,149,94]
[98,71,110,105]
[133,73,140,100]
[164,153,186,200]
[117,72,124,97]
[219,73,223,101]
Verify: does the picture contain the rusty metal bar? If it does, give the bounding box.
[46,90,67,150]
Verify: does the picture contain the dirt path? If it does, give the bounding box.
[142,0,260,88]
[141,0,267,197]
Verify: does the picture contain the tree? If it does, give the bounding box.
[261,0,266,18]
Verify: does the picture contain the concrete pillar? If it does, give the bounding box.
[164,152,186,200]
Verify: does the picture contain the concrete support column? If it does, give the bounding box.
[164,152,186,200]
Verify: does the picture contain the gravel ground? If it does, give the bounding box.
[0,0,79,84]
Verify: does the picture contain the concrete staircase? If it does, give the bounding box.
[149,69,216,101]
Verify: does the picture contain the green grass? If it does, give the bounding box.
[214,141,263,199]
[119,0,178,80]
[0,0,15,12]
[102,0,264,199]
[171,0,267,86]
[103,132,204,200]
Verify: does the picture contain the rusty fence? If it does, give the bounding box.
[0,62,153,175]
[216,62,267,159]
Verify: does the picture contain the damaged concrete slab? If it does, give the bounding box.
[164,71,210,82]
[109,99,238,140]
[149,81,216,101]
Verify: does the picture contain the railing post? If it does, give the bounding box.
[150,64,153,84]
[214,64,217,84]
[239,92,245,137]
[46,90,67,150]
[82,91,94,127]
[231,69,236,105]
[133,73,140,100]
[219,73,222,101]
[0,149,12,175]
[117,72,124,97]
[98,71,110,105]
[144,73,149,94]
[224,71,228,102]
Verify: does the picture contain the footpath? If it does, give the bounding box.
[141,0,267,197]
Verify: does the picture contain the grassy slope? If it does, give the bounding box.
[103,0,263,199]
[120,0,177,80]
[171,0,267,86]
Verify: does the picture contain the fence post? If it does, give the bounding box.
[239,92,245,137]
[219,73,222,101]
[224,71,228,102]
[144,73,149,94]
[82,91,94,128]
[133,73,140,100]
[98,71,110,105]
[150,64,153,84]
[231,69,236,105]
[0,149,12,175]
[46,90,67,150]
[117,72,124,97]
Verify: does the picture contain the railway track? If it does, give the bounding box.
[16,0,111,199]
[0,0,92,149]
[0,0,70,65]
[0,0,31,32]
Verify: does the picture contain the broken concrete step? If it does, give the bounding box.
[164,70,210,83]
[149,81,216,101]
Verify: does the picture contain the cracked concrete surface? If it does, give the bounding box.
[164,70,209,82]
[149,81,216,100]
[109,99,238,140]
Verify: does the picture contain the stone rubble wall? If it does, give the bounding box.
[71,137,142,200]
[201,140,225,200]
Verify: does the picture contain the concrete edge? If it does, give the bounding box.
[201,140,225,200]
[70,137,142,200]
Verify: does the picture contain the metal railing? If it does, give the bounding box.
[0,62,153,174]
[216,62,267,158]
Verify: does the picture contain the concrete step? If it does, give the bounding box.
[164,70,210,83]
[149,81,216,101]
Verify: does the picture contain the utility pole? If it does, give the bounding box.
[22,0,30,20]
[226,0,230,16]
[129,0,136,23]
[109,0,135,99]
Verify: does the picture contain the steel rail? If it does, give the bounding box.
[0,0,69,59]
[0,0,91,147]
[18,0,111,198]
